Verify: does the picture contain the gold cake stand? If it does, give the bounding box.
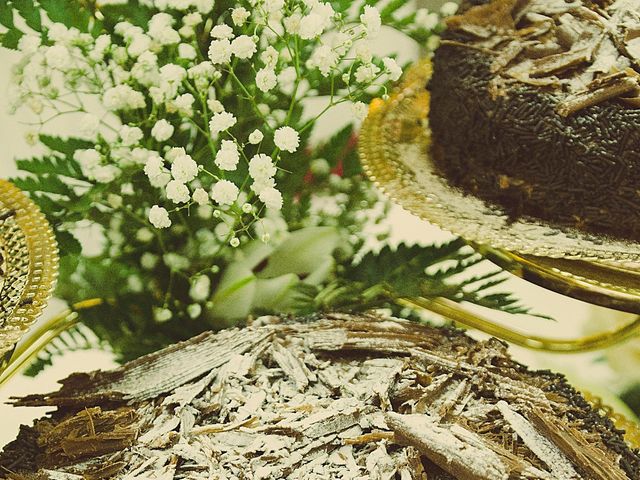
[359,59,640,353]
[0,179,58,372]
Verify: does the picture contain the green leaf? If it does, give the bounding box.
[39,135,93,157]
[13,0,41,31]
[16,155,81,178]
[12,174,74,196]
[39,0,91,30]
[1,28,23,49]
[0,2,15,29]
[56,230,82,256]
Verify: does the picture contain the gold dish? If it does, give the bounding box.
[0,179,58,369]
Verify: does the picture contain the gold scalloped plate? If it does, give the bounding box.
[359,59,640,263]
[0,179,58,365]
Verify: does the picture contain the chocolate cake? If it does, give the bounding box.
[429,0,640,241]
[2,313,639,479]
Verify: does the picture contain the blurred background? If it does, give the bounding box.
[1,0,639,447]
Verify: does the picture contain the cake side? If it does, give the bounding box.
[1,313,639,479]
[429,0,640,240]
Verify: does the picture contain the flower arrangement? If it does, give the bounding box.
[1,0,544,367]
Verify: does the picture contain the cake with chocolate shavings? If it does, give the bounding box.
[429,0,640,241]
[1,313,639,479]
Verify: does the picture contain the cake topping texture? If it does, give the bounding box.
[447,0,640,115]
[2,314,639,479]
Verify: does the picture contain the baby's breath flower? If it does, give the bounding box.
[249,153,276,180]
[79,114,100,138]
[154,307,173,323]
[94,165,121,183]
[178,43,197,59]
[248,129,264,144]
[210,24,234,40]
[383,57,402,81]
[208,38,232,64]
[215,140,240,171]
[283,12,302,34]
[192,187,209,205]
[103,84,145,110]
[119,125,144,146]
[415,9,439,30]
[141,252,159,269]
[260,46,279,69]
[166,180,190,203]
[45,45,71,70]
[149,205,171,228]
[274,126,300,153]
[210,180,239,205]
[259,187,283,211]
[354,41,372,63]
[256,68,277,92]
[440,1,459,17]
[351,101,369,122]
[230,35,257,59]
[207,97,225,113]
[242,203,253,214]
[136,227,155,242]
[232,7,250,26]
[229,237,240,247]
[183,12,202,27]
[152,119,175,142]
[171,153,199,182]
[209,111,237,135]
[360,5,382,38]
[354,63,380,83]
[187,303,202,318]
[189,275,211,301]
[307,44,338,77]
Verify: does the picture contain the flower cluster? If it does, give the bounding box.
[8,0,443,342]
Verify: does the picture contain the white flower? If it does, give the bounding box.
[160,63,186,83]
[128,33,152,58]
[189,275,211,301]
[131,51,160,86]
[229,237,240,247]
[166,179,190,203]
[427,35,440,51]
[354,41,372,63]
[74,149,101,177]
[192,187,209,205]
[154,307,172,322]
[383,57,402,81]
[355,63,380,83]
[164,252,189,270]
[210,180,239,205]
[299,2,334,39]
[210,24,234,39]
[251,176,276,194]
[178,43,197,59]
[248,129,263,144]
[148,13,181,45]
[231,35,256,59]
[119,125,143,146]
[79,114,100,138]
[441,2,459,17]
[136,228,154,242]
[209,111,237,134]
[171,153,199,182]
[231,7,250,26]
[351,101,368,122]
[183,12,203,27]
[89,34,111,61]
[166,147,186,162]
[361,5,382,38]
[169,93,195,116]
[93,165,121,183]
[248,153,276,180]
[18,35,41,54]
[307,44,338,77]
[415,9,439,30]
[141,252,159,269]
[215,140,240,171]
[260,46,279,68]
[145,155,171,187]
[45,45,71,69]
[256,68,277,92]
[151,119,175,141]
[103,85,145,110]
[274,126,300,153]
[187,304,202,318]
[259,187,283,210]
[208,39,232,64]
[283,12,302,34]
